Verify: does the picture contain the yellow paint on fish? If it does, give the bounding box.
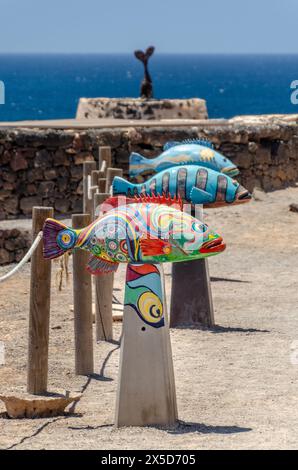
[200,148,215,160]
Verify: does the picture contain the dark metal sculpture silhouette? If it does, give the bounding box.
[134,46,155,99]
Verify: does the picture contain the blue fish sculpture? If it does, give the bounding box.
[113,165,251,207]
[129,139,239,181]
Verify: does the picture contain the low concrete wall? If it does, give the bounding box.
[0,114,298,220]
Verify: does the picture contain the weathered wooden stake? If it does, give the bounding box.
[170,259,214,327]
[83,161,97,215]
[115,263,178,427]
[170,207,214,327]
[72,214,94,375]
[99,146,112,169]
[93,192,114,341]
[98,178,106,193]
[27,206,53,394]
[91,170,100,186]
[106,168,123,194]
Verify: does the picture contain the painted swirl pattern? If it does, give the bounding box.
[125,264,164,328]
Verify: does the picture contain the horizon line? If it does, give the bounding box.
[0,51,298,55]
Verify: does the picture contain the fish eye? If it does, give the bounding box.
[192,222,207,232]
[223,158,227,162]
[90,235,97,245]
[57,229,76,249]
[62,233,70,243]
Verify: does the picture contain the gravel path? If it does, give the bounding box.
[1,187,298,449]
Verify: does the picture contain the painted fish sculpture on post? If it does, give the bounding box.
[42,200,225,274]
[113,165,251,208]
[129,139,239,181]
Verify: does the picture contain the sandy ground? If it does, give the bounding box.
[1,187,298,450]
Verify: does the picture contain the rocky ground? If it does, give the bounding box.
[0,186,298,449]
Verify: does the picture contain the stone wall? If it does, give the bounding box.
[76,98,208,120]
[0,228,31,265]
[1,114,298,220]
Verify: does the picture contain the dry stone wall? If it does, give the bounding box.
[0,227,31,265]
[1,114,298,220]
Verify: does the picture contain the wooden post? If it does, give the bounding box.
[27,206,53,394]
[91,170,100,186]
[90,171,102,219]
[72,214,94,375]
[83,161,97,215]
[170,207,214,327]
[93,192,114,341]
[115,263,178,427]
[170,260,214,327]
[99,146,112,169]
[106,168,123,194]
[98,178,106,194]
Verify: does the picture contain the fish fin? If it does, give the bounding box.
[86,255,119,276]
[100,195,134,213]
[112,176,137,196]
[134,193,183,210]
[140,237,172,257]
[134,47,155,64]
[43,218,77,259]
[163,141,180,151]
[101,193,183,211]
[129,152,152,179]
[145,46,155,59]
[163,139,214,151]
[180,138,214,149]
[190,187,213,205]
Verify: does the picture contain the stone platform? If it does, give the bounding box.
[76,97,208,120]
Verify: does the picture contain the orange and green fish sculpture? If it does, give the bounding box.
[42,199,225,275]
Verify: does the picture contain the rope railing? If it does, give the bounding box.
[0,231,43,283]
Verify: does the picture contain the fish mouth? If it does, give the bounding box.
[236,189,252,203]
[200,236,226,254]
[222,167,240,177]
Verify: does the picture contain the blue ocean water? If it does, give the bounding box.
[0,54,298,122]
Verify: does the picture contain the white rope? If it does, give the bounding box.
[100,160,106,174]
[0,231,43,283]
[87,174,98,200]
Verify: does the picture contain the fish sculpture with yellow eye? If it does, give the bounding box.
[129,139,239,181]
[42,199,226,275]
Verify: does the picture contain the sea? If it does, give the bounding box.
[0,53,298,122]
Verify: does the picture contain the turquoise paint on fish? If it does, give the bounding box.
[113,165,251,207]
[129,140,239,180]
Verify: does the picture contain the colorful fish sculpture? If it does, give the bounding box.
[113,165,251,208]
[42,201,225,274]
[129,139,239,180]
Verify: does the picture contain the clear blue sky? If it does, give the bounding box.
[0,0,297,53]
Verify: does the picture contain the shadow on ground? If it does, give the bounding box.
[167,420,252,435]
[171,324,270,334]
[210,325,270,334]
[210,276,251,284]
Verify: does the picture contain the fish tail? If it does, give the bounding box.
[112,176,140,196]
[43,218,78,259]
[129,152,153,179]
